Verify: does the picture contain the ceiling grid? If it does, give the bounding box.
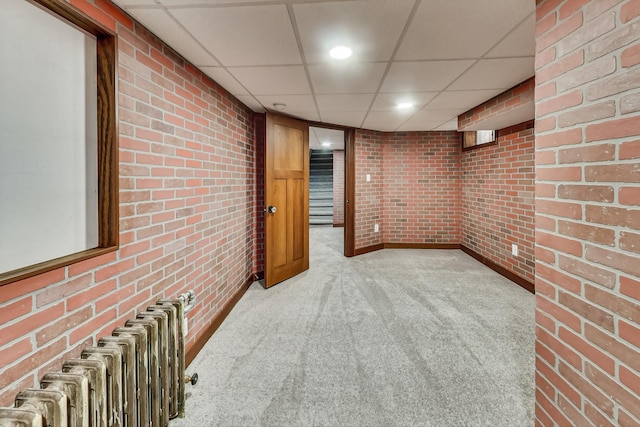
[116,0,536,131]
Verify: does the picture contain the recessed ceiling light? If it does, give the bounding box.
[273,103,286,111]
[322,141,332,147]
[397,102,415,110]
[329,46,352,60]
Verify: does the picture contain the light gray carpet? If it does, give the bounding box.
[171,227,535,427]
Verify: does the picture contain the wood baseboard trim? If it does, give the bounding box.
[185,273,255,365]
[384,243,461,250]
[354,243,384,256]
[355,242,460,255]
[333,223,344,228]
[460,245,534,294]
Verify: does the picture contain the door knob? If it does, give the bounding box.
[267,205,277,214]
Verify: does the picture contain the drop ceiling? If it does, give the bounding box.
[113,0,536,132]
[310,126,344,150]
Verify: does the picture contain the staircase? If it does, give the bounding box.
[309,149,333,226]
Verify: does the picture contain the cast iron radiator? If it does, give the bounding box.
[0,292,198,427]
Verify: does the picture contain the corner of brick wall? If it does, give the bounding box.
[534,0,640,425]
[355,129,384,249]
[461,121,536,283]
[382,131,462,244]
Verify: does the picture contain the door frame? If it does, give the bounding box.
[344,128,355,257]
[302,120,355,257]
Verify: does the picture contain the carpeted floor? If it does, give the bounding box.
[171,226,535,427]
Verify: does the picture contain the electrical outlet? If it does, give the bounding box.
[374,223,379,233]
[366,174,371,182]
[512,244,519,257]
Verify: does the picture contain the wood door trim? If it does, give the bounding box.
[186,275,253,365]
[267,116,355,257]
[344,128,356,257]
[461,245,535,294]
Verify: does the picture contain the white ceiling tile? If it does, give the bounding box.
[316,94,374,112]
[229,66,310,95]
[396,0,535,60]
[371,92,438,111]
[234,95,265,113]
[113,0,155,7]
[449,58,534,90]
[435,119,459,131]
[200,67,248,95]
[486,13,536,58]
[380,61,474,93]
[125,8,219,66]
[425,90,503,110]
[410,109,462,122]
[310,127,345,150]
[293,0,414,63]
[362,111,410,132]
[397,120,449,132]
[255,95,317,114]
[170,5,301,66]
[309,62,387,94]
[396,109,460,131]
[320,111,367,128]
[160,0,274,5]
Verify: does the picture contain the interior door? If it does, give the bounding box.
[265,113,309,288]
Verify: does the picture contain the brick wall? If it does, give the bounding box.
[355,129,384,249]
[0,0,261,406]
[461,122,535,283]
[355,122,534,288]
[459,78,535,131]
[253,114,265,270]
[383,132,461,244]
[535,0,640,425]
[333,150,345,226]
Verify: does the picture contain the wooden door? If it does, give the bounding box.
[265,113,309,288]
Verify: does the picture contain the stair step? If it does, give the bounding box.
[310,201,333,206]
[310,150,333,223]
[310,219,333,225]
[309,209,334,216]
[310,192,333,199]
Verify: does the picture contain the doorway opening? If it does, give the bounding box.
[309,126,345,259]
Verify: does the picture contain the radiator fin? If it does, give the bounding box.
[1,297,189,427]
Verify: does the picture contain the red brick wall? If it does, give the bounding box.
[355,130,462,250]
[461,122,535,283]
[535,1,640,425]
[459,78,535,131]
[333,150,345,226]
[0,1,261,406]
[383,132,461,244]
[253,114,265,270]
[355,129,384,249]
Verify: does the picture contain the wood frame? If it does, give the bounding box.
[0,0,118,287]
[297,118,355,257]
[462,130,497,151]
[344,128,355,257]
